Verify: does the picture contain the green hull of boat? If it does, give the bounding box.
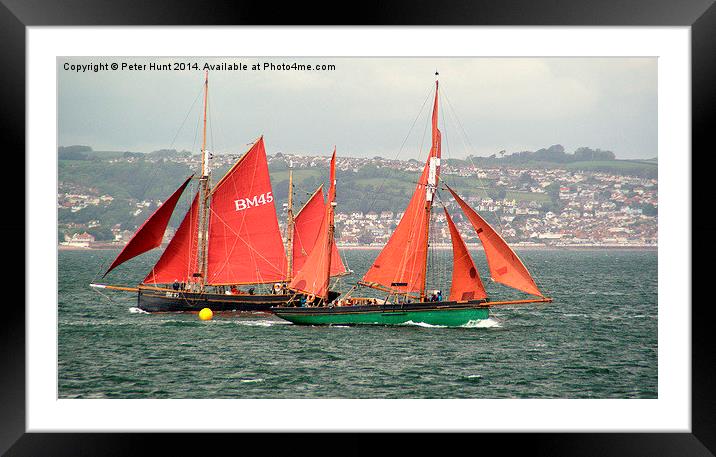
[273,306,490,327]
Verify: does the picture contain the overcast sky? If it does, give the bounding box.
[58,57,656,160]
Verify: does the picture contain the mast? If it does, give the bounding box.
[287,148,337,301]
[285,167,295,281]
[420,73,440,300]
[323,149,337,301]
[324,201,335,301]
[361,74,442,298]
[196,71,211,291]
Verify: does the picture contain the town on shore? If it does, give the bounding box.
[59,146,657,251]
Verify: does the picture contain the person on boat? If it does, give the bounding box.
[280,283,287,295]
[248,287,255,295]
[172,280,180,291]
[437,290,443,302]
[299,296,306,307]
[230,285,239,295]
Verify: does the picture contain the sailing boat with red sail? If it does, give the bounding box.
[291,184,346,278]
[91,73,337,312]
[286,148,340,303]
[272,74,552,327]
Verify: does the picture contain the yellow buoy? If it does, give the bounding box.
[198,308,213,321]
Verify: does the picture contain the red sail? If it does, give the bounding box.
[444,208,487,301]
[362,81,441,294]
[292,185,346,276]
[144,191,200,284]
[206,137,287,285]
[447,185,543,297]
[290,149,337,299]
[103,175,193,277]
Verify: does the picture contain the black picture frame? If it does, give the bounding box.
[3,0,713,455]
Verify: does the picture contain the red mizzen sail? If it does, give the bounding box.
[206,137,287,285]
[144,191,200,284]
[103,175,193,277]
[444,208,487,301]
[362,81,441,294]
[292,185,346,276]
[447,185,543,297]
[290,149,337,299]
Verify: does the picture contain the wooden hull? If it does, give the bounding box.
[137,287,298,313]
[271,300,490,327]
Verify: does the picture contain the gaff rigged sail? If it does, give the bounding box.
[103,175,193,277]
[143,191,200,284]
[289,149,337,299]
[362,81,441,294]
[206,137,287,285]
[447,185,543,297]
[292,185,346,277]
[444,208,487,301]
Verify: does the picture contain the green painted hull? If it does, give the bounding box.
[272,305,490,327]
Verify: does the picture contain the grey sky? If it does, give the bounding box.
[58,57,656,160]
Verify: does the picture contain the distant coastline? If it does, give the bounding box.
[334,244,658,251]
[58,243,657,252]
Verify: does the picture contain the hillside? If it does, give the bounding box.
[57,144,657,242]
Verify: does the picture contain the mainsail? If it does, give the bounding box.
[103,175,193,277]
[206,137,288,285]
[144,191,200,284]
[446,185,543,297]
[444,208,487,301]
[292,185,346,277]
[289,149,337,299]
[362,80,441,295]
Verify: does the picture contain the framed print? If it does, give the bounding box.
[4,0,714,454]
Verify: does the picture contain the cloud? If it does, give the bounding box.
[58,57,656,159]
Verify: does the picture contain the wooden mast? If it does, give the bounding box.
[324,200,335,302]
[420,200,432,301]
[196,71,211,291]
[323,149,337,302]
[420,74,439,301]
[285,167,295,281]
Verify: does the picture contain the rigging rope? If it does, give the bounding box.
[361,85,433,216]
[441,86,549,297]
[136,82,205,203]
[94,80,206,283]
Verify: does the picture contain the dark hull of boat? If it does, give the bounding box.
[137,287,298,313]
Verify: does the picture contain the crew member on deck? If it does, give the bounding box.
[172,280,180,291]
[230,285,239,295]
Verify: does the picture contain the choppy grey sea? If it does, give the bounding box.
[58,248,657,398]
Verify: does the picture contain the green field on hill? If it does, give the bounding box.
[565,160,657,177]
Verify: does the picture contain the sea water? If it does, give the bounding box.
[58,249,657,398]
